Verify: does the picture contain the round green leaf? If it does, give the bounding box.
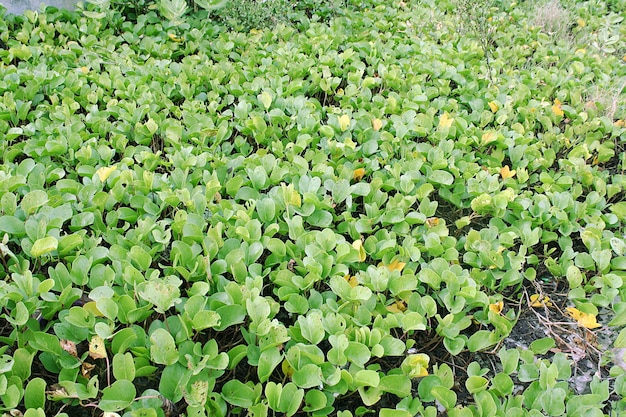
[99,380,136,412]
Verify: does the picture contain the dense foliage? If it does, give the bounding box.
[0,0,625,416]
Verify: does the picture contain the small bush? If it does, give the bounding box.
[217,0,293,31]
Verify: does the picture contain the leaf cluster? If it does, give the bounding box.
[0,0,625,416]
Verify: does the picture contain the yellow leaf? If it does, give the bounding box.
[96,165,117,182]
[80,66,89,74]
[438,112,454,129]
[372,118,383,131]
[380,259,406,273]
[344,274,358,288]
[489,301,503,314]
[488,101,499,113]
[566,307,601,329]
[386,300,407,313]
[89,335,107,360]
[352,240,367,262]
[338,114,351,132]
[168,33,184,42]
[530,294,552,308]
[426,217,439,228]
[614,119,625,127]
[500,165,516,179]
[353,168,366,181]
[577,18,585,27]
[552,99,564,117]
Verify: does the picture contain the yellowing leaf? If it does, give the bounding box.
[353,168,366,181]
[577,18,585,27]
[352,240,366,262]
[426,217,439,228]
[83,301,104,317]
[344,274,358,288]
[96,165,117,182]
[438,112,454,129]
[386,300,407,313]
[488,101,499,113]
[552,99,564,117]
[489,301,503,314]
[566,307,601,329]
[530,294,553,308]
[89,335,107,360]
[281,183,301,207]
[402,353,430,378]
[259,91,273,110]
[168,33,184,42]
[614,119,625,127]
[500,165,516,179]
[80,66,89,74]
[281,359,294,377]
[380,259,406,273]
[372,118,383,131]
[481,130,497,145]
[338,114,351,132]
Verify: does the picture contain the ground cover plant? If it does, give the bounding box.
[0,0,625,415]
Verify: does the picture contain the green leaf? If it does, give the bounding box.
[24,378,46,410]
[380,410,412,417]
[29,332,62,355]
[540,387,566,416]
[247,296,271,323]
[610,202,626,221]
[194,0,227,11]
[354,370,380,387]
[192,310,221,331]
[467,330,498,352]
[20,190,48,214]
[530,338,555,354]
[149,329,179,366]
[465,376,488,394]
[298,311,325,344]
[281,383,304,417]
[0,216,26,235]
[258,348,283,383]
[428,170,454,186]
[137,276,182,314]
[99,380,136,412]
[293,364,323,389]
[160,0,188,21]
[30,236,58,257]
[113,352,136,381]
[431,386,457,410]
[379,375,411,397]
[221,380,255,408]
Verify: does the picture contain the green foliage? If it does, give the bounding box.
[0,0,625,415]
[218,0,293,31]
